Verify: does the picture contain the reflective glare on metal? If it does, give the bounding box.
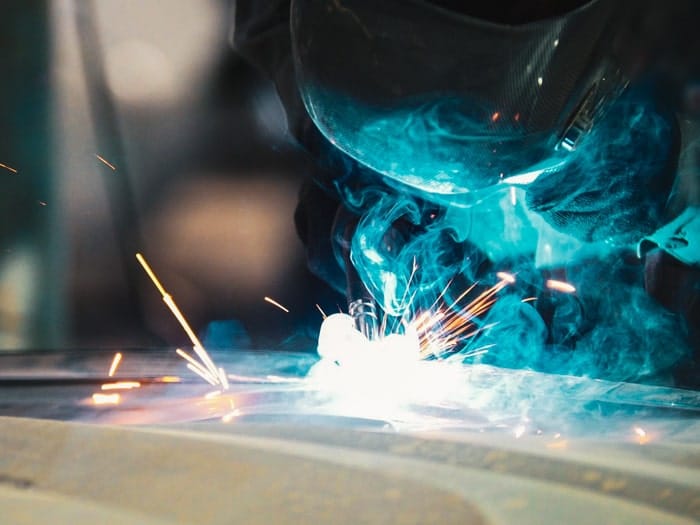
[92,393,121,405]
[107,352,122,377]
[101,381,141,391]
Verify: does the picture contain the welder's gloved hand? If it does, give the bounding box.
[526,93,679,244]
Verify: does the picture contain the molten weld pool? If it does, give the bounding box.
[0,348,698,524]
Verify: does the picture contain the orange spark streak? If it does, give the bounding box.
[264,296,289,313]
[413,277,509,356]
[546,279,576,293]
[496,271,516,284]
[107,352,122,377]
[135,253,167,296]
[0,163,18,174]
[101,381,141,390]
[633,426,651,445]
[445,282,478,312]
[441,322,497,348]
[176,348,218,385]
[157,376,181,383]
[95,154,116,170]
[136,253,223,386]
[92,393,121,405]
[187,363,218,386]
[315,304,328,319]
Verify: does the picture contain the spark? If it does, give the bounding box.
[546,279,576,294]
[411,275,512,358]
[187,363,218,386]
[509,186,517,206]
[537,76,543,86]
[176,348,219,385]
[264,296,289,313]
[157,375,181,383]
[491,111,500,122]
[633,426,650,445]
[92,393,121,405]
[136,253,225,388]
[136,253,167,296]
[38,201,47,206]
[101,381,141,390]
[0,162,18,174]
[317,268,512,366]
[315,304,328,319]
[521,297,537,303]
[461,344,494,359]
[95,154,116,170]
[107,352,122,377]
[496,271,516,284]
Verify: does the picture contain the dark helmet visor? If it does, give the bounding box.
[291,0,626,195]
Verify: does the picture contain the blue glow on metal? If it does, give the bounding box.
[307,82,690,385]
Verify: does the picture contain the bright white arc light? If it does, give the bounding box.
[316,313,421,363]
[313,313,454,415]
[316,313,369,361]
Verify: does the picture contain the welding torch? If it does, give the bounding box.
[336,207,380,341]
[345,256,380,341]
[336,200,448,341]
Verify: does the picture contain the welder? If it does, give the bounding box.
[233,0,700,383]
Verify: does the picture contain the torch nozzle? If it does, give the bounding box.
[335,206,381,340]
[348,297,379,341]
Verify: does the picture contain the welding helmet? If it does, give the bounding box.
[290,0,630,198]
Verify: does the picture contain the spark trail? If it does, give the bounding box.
[136,253,227,389]
[317,271,513,362]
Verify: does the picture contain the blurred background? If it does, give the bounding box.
[0,0,339,352]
